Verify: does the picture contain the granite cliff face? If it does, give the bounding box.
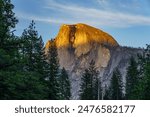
[46,23,118,69]
[45,23,142,99]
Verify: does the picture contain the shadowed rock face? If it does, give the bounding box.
[45,23,142,99]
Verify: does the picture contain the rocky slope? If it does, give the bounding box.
[45,23,142,99]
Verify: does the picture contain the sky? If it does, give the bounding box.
[12,0,150,47]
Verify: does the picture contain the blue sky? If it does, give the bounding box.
[12,0,150,47]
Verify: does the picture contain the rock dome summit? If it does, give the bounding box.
[46,23,119,49]
[45,23,141,99]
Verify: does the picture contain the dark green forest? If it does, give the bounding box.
[0,0,71,99]
[0,0,150,100]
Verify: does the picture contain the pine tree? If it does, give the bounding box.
[110,68,123,100]
[0,0,18,69]
[143,63,150,99]
[125,57,139,99]
[35,36,47,80]
[94,76,102,100]
[141,44,150,99]
[14,21,48,99]
[0,0,18,46]
[0,0,18,99]
[21,21,46,71]
[103,85,111,100]
[60,67,71,100]
[79,69,91,100]
[79,60,100,100]
[47,40,61,100]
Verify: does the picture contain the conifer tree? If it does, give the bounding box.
[0,0,18,99]
[125,57,139,99]
[79,60,100,100]
[60,67,71,100]
[16,21,47,99]
[79,69,92,100]
[0,0,18,46]
[141,44,150,99]
[103,85,111,100]
[47,40,61,100]
[94,76,102,100]
[110,68,123,100]
[142,64,150,99]
[21,21,47,72]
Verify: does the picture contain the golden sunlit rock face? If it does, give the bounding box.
[45,23,119,70]
[55,23,118,48]
[46,23,118,49]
